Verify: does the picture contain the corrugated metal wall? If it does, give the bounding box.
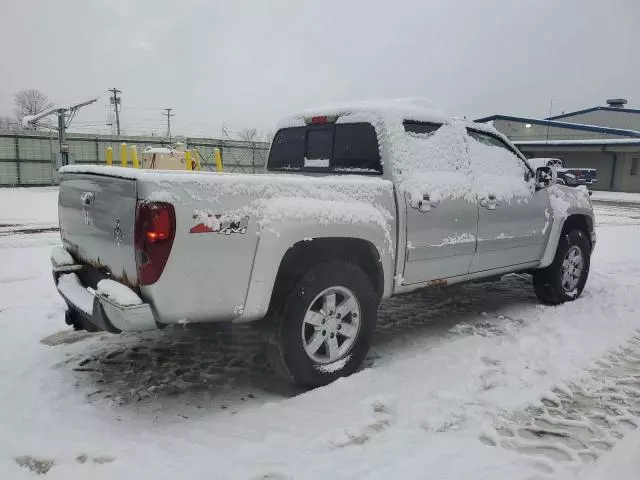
[552,110,640,132]
[0,132,269,186]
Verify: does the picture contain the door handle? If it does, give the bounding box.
[411,193,440,213]
[480,195,498,210]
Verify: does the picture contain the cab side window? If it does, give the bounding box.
[466,129,531,179]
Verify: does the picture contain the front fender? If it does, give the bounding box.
[236,219,394,322]
[539,186,595,268]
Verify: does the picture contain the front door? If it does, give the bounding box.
[466,129,550,273]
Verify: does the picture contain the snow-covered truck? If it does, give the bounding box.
[51,99,596,388]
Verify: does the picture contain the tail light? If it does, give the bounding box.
[135,202,176,286]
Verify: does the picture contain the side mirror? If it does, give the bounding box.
[535,166,556,189]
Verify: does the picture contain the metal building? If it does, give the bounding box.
[476,99,640,193]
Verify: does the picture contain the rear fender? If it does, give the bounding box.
[236,220,394,322]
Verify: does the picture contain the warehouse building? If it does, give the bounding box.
[476,99,640,193]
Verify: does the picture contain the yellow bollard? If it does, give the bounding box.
[130,145,139,169]
[193,148,201,171]
[120,143,128,167]
[105,146,113,166]
[185,150,193,171]
[214,147,223,172]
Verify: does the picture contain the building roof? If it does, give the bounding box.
[514,139,640,147]
[473,114,640,138]
[547,106,640,120]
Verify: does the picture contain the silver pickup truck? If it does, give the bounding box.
[51,100,595,388]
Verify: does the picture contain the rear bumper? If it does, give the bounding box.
[51,247,157,333]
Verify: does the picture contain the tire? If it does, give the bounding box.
[267,261,377,389]
[533,229,591,305]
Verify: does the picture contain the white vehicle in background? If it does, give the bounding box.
[51,99,595,388]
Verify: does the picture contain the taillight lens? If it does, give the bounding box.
[135,202,176,286]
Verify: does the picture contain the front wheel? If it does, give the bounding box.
[533,229,591,305]
[267,261,377,388]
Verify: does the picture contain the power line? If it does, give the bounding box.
[163,108,174,140]
[108,88,122,135]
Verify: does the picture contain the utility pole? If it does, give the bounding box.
[163,108,174,140]
[56,109,68,165]
[109,88,122,135]
[21,98,97,166]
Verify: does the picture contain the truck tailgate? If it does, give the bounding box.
[58,173,138,287]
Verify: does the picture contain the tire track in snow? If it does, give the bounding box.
[479,332,640,477]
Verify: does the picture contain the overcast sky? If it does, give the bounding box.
[1,0,638,138]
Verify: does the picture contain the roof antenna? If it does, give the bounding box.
[544,99,553,154]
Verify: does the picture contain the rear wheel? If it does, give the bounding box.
[267,261,377,388]
[533,229,591,305]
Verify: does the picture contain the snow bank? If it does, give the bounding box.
[96,279,142,307]
[591,191,640,204]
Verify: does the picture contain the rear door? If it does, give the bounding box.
[402,122,479,284]
[466,130,550,273]
[58,173,138,286]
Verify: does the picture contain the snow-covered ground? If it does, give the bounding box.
[0,187,59,227]
[591,190,640,204]
[1,188,640,479]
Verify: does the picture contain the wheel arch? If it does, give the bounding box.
[562,214,594,247]
[539,211,595,268]
[236,221,394,323]
[268,238,384,317]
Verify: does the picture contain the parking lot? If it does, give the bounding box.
[1,189,640,479]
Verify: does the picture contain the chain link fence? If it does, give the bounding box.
[0,131,270,186]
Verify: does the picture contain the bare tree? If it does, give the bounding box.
[237,127,259,142]
[0,115,18,130]
[14,89,53,125]
[262,129,275,143]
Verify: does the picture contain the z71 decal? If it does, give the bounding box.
[190,214,249,235]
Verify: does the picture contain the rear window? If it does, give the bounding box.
[268,123,382,174]
[268,127,305,170]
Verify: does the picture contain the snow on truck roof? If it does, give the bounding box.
[278,98,447,128]
[277,97,505,138]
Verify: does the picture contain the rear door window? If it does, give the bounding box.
[268,122,382,174]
